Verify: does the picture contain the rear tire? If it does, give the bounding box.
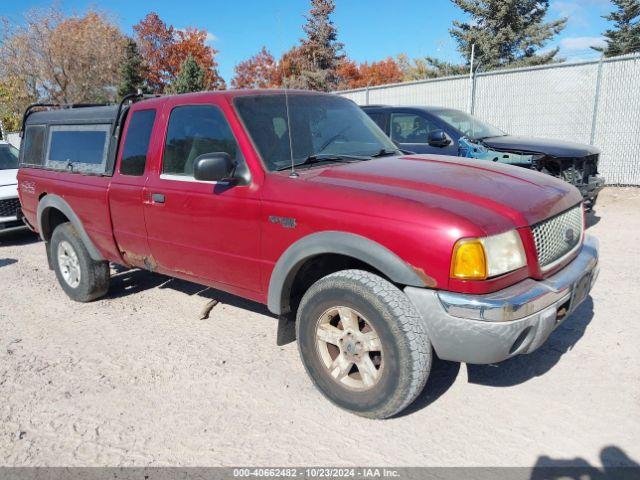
[50,222,109,302]
[296,269,431,419]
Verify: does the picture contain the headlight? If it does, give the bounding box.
[451,230,526,280]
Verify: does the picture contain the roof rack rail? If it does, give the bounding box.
[20,102,110,137]
[112,91,162,137]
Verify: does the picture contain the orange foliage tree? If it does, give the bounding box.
[274,46,307,86]
[133,13,225,93]
[233,0,343,91]
[337,57,404,89]
[231,47,278,89]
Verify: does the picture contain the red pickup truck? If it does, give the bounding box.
[18,90,599,418]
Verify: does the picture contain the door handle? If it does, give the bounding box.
[151,193,165,204]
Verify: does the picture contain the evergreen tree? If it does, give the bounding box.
[595,0,640,57]
[169,55,206,94]
[285,0,344,91]
[450,0,567,71]
[118,39,146,98]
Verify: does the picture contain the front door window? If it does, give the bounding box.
[390,113,439,144]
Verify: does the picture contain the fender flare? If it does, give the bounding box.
[37,194,104,261]
[267,231,427,315]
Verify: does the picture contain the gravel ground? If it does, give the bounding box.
[1,187,639,468]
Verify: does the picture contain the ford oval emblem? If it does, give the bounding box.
[564,228,575,244]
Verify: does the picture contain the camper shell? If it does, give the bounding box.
[20,104,125,176]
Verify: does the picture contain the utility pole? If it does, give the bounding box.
[467,44,476,114]
[365,79,373,106]
[590,54,604,146]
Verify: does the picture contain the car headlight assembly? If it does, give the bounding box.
[451,230,527,280]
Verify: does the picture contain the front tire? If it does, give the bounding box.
[296,270,432,419]
[50,223,109,302]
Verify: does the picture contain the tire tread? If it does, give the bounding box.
[297,269,431,418]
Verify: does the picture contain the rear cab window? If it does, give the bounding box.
[119,109,156,176]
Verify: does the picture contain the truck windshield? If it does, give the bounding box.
[234,93,398,171]
[0,144,19,170]
[432,109,505,140]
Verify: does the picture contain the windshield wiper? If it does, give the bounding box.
[370,148,400,158]
[276,153,370,171]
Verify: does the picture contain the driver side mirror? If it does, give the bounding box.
[428,130,451,148]
[193,152,236,182]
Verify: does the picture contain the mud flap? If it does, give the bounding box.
[45,241,54,270]
[276,314,296,346]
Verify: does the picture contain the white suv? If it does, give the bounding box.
[0,140,23,232]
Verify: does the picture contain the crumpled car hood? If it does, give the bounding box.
[480,135,600,158]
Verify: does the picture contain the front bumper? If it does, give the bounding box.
[405,235,599,364]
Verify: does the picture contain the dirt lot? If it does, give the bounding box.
[1,187,639,468]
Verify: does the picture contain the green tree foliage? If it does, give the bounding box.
[284,0,344,91]
[0,78,29,131]
[595,0,640,57]
[169,54,206,94]
[118,38,146,98]
[396,54,468,81]
[450,0,567,71]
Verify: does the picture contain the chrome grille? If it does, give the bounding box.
[532,206,583,271]
[0,198,20,218]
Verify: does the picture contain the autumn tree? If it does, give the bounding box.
[0,5,125,107]
[335,59,361,88]
[133,13,225,93]
[171,28,225,90]
[231,47,278,89]
[273,45,306,86]
[450,0,567,71]
[0,77,29,131]
[595,0,640,57]
[118,38,147,97]
[169,55,206,94]
[336,57,404,89]
[281,0,344,91]
[132,13,174,92]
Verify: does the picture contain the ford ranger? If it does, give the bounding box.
[18,90,599,418]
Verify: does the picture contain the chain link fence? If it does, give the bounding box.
[337,54,640,186]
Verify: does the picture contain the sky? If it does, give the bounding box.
[2,0,616,83]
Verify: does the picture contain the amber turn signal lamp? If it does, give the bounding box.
[450,239,487,280]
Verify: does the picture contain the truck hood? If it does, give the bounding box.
[305,154,582,231]
[480,135,600,157]
[0,168,18,188]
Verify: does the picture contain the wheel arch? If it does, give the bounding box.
[267,231,427,315]
[37,194,104,261]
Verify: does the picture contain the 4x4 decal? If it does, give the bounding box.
[268,215,297,229]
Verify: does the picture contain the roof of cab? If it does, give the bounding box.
[26,105,119,126]
[25,90,339,124]
[131,89,336,109]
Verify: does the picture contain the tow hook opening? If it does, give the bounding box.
[555,299,571,325]
[509,326,533,355]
